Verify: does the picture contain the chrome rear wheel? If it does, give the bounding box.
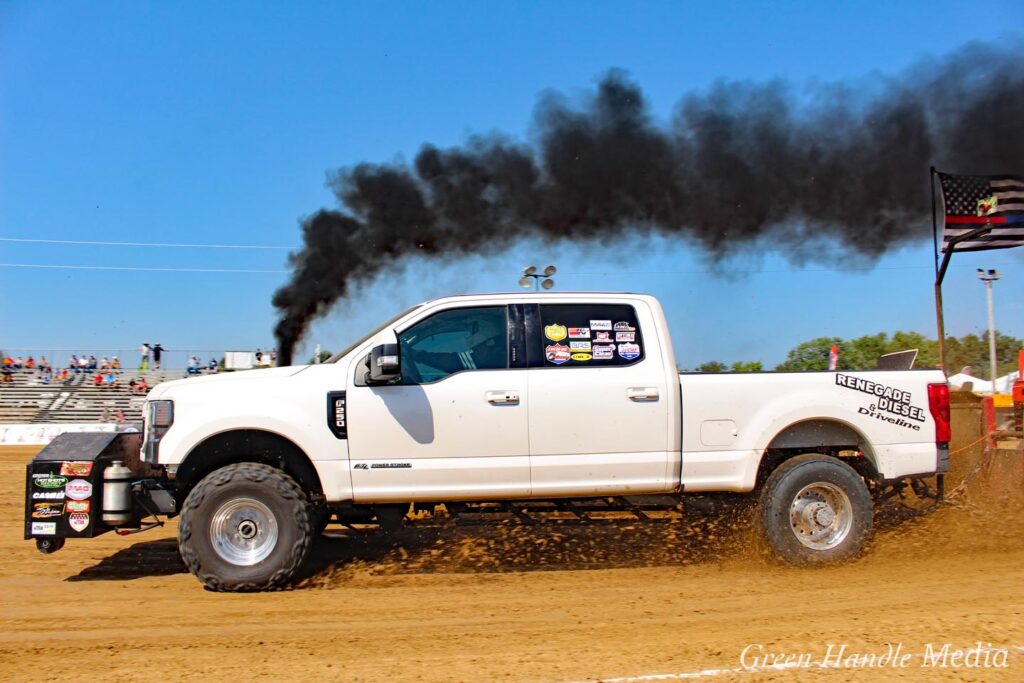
[788,482,853,551]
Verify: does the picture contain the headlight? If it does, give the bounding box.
[143,400,174,463]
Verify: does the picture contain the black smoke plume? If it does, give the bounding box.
[274,43,1024,364]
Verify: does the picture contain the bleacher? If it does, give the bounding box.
[0,369,188,424]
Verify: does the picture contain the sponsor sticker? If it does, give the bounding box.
[589,320,612,330]
[60,461,93,477]
[32,502,64,519]
[68,512,90,533]
[544,324,567,341]
[31,522,56,536]
[32,491,65,500]
[570,353,593,362]
[569,341,592,352]
[33,474,67,490]
[568,327,590,338]
[617,343,641,360]
[594,331,611,342]
[66,500,91,513]
[613,322,636,332]
[593,344,614,360]
[545,343,571,365]
[615,331,635,342]
[65,479,93,501]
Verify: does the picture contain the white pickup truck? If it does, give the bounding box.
[25,292,951,591]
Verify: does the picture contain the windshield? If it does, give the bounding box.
[325,304,423,363]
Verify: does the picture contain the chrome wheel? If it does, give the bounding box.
[788,482,853,551]
[209,497,279,566]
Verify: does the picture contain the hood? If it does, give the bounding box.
[147,364,314,399]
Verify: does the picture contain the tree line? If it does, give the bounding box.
[692,331,1023,379]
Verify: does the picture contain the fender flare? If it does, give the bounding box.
[173,428,324,504]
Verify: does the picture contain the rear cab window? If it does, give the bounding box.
[530,303,644,367]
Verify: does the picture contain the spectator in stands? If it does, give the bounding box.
[100,357,110,371]
[207,358,218,373]
[114,409,126,423]
[152,343,165,370]
[13,356,24,370]
[39,367,52,384]
[1,353,12,367]
[187,356,201,375]
[111,356,121,370]
[38,356,50,372]
[1,364,12,384]
[270,350,277,366]
[140,342,151,369]
[104,371,117,387]
[92,371,104,386]
[69,355,78,372]
[87,355,98,370]
[58,368,68,382]
[255,349,264,365]
[78,356,89,373]
[25,356,36,370]
[136,377,149,395]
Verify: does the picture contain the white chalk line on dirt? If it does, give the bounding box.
[565,645,1024,682]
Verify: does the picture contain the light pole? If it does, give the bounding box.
[976,268,1001,390]
[519,265,556,291]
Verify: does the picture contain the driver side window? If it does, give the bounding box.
[397,306,508,384]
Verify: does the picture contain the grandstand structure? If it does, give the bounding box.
[0,369,187,424]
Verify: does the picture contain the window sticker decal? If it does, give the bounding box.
[545,343,570,364]
[538,303,644,367]
[544,324,567,341]
[617,343,640,360]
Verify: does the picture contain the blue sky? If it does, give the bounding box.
[1,1,1022,368]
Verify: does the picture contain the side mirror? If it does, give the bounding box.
[367,344,400,384]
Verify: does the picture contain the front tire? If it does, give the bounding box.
[178,463,313,591]
[759,454,873,565]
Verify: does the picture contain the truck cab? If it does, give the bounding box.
[343,293,681,501]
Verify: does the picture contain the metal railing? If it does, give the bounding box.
[0,348,277,371]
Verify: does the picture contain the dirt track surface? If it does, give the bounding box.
[1,445,1023,682]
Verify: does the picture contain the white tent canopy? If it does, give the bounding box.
[948,370,1020,394]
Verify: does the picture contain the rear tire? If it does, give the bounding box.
[178,463,313,591]
[759,454,873,565]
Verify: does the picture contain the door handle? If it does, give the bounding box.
[627,387,659,401]
[486,391,520,405]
